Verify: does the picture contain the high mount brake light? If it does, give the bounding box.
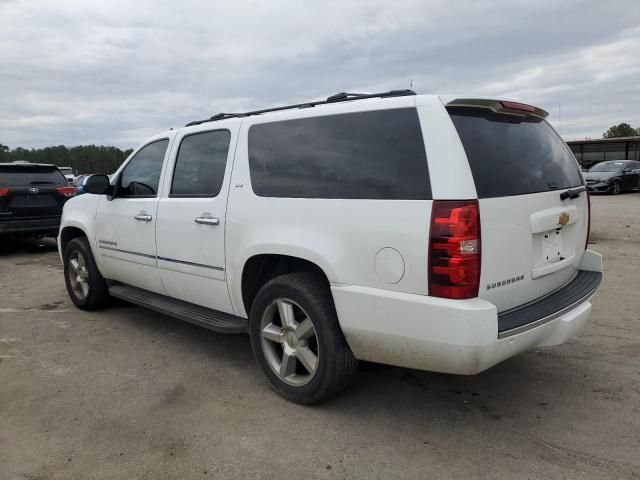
[499,100,536,113]
[429,200,481,299]
[56,186,76,197]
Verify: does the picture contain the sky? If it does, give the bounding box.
[1,0,639,149]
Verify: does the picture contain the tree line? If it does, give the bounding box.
[0,144,133,174]
[603,123,639,138]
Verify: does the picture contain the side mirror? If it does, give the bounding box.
[623,169,632,174]
[84,174,111,195]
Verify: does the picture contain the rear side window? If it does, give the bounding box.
[248,108,431,199]
[449,109,583,198]
[119,139,169,197]
[171,130,231,197]
[0,166,67,185]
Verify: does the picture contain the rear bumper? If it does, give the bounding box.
[0,216,61,234]
[497,270,601,337]
[332,249,602,375]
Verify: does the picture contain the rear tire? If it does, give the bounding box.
[249,272,359,404]
[610,180,622,195]
[63,237,111,310]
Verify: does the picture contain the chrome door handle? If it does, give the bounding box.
[134,214,153,222]
[194,216,220,226]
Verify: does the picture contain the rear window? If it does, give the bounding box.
[0,165,67,185]
[248,108,431,199]
[449,108,583,198]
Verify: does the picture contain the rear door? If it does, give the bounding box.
[0,165,72,221]
[95,137,172,294]
[447,102,588,312]
[155,127,236,313]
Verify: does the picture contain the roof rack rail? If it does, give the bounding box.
[185,89,416,127]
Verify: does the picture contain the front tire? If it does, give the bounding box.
[63,237,110,310]
[249,273,358,404]
[610,180,622,195]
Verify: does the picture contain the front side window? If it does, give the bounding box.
[248,108,431,199]
[118,139,169,197]
[171,130,231,197]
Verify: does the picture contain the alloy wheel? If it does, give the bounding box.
[612,182,621,194]
[260,298,319,387]
[68,250,90,300]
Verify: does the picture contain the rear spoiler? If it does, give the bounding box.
[446,98,548,119]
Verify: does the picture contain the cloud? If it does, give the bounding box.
[1,0,639,148]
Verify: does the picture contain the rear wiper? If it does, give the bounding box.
[30,181,55,185]
[560,186,587,201]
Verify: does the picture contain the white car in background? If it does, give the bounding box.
[58,166,75,183]
[57,90,602,404]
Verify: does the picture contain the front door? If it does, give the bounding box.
[623,161,640,190]
[155,127,236,314]
[95,137,171,294]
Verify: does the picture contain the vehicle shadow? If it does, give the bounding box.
[0,236,59,257]
[72,300,630,476]
[105,300,589,427]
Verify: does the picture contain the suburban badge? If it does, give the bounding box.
[486,274,525,290]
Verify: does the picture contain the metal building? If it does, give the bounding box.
[567,136,640,169]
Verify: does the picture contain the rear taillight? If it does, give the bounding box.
[56,186,76,197]
[429,200,481,299]
[0,188,9,197]
[585,191,591,250]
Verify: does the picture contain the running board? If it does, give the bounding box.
[108,283,248,334]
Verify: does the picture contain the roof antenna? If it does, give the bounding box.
[410,79,413,90]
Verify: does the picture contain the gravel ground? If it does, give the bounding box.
[0,193,639,480]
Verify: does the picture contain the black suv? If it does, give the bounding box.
[0,162,76,236]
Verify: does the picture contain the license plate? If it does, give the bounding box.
[10,194,56,207]
[541,229,563,263]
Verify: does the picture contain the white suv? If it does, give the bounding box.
[58,90,602,404]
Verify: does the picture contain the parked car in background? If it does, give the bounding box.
[58,166,75,183]
[73,175,90,195]
[0,162,76,236]
[58,91,602,404]
[584,160,640,194]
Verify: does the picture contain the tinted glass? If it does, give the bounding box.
[171,130,230,196]
[248,108,431,199]
[449,109,583,198]
[119,139,169,197]
[0,166,67,185]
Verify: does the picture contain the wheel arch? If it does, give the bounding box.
[240,253,333,318]
[58,222,107,278]
[59,225,88,254]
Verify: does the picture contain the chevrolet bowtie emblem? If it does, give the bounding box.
[558,211,570,226]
